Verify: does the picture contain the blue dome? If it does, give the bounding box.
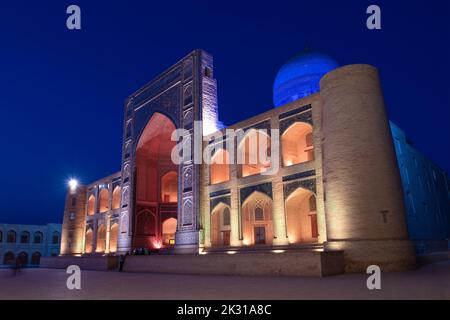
[273,52,339,107]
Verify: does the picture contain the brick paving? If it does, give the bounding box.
[0,261,449,299]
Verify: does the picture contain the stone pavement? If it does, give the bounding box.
[0,261,449,300]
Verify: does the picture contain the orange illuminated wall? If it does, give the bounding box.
[210,149,230,184]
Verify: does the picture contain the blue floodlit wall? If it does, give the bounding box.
[273,52,339,107]
[390,122,450,254]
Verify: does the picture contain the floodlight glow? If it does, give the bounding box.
[68,179,78,191]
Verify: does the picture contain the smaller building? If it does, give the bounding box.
[391,123,450,254]
[0,223,61,267]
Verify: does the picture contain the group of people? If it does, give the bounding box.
[118,247,158,271]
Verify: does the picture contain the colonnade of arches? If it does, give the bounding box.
[210,122,314,184]
[87,186,121,216]
[84,222,119,254]
[0,230,59,245]
[2,251,42,265]
[209,188,318,248]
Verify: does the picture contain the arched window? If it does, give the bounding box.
[309,195,317,212]
[112,186,121,210]
[87,195,96,215]
[281,122,314,166]
[33,232,43,244]
[20,231,30,244]
[223,207,231,226]
[99,188,109,213]
[52,231,60,244]
[161,171,178,203]
[254,207,264,221]
[31,252,41,265]
[3,252,15,265]
[7,230,16,243]
[210,149,230,184]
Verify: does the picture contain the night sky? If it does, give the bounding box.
[0,0,449,225]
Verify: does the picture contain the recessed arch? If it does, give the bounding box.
[33,231,43,244]
[285,187,318,244]
[85,229,93,254]
[7,230,16,243]
[99,188,109,213]
[136,210,157,236]
[161,171,178,203]
[112,186,121,210]
[210,149,230,184]
[3,251,15,265]
[109,223,119,253]
[96,224,107,253]
[162,217,177,246]
[87,194,96,215]
[17,252,28,266]
[241,191,273,246]
[31,252,41,265]
[52,231,60,244]
[134,112,178,249]
[238,129,271,177]
[20,231,30,244]
[281,122,314,166]
[210,202,232,247]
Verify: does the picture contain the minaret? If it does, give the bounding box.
[320,64,416,271]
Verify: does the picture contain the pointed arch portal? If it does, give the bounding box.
[133,112,178,249]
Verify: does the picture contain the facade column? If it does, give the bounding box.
[105,215,111,254]
[92,219,98,253]
[272,175,289,245]
[270,115,288,245]
[228,137,241,247]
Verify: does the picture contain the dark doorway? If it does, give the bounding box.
[222,230,230,246]
[254,226,266,245]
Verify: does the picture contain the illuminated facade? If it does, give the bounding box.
[60,49,450,272]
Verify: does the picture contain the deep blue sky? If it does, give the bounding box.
[0,1,449,225]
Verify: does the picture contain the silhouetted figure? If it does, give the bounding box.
[119,254,126,272]
[12,258,22,276]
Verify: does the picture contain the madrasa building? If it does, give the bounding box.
[56,49,450,275]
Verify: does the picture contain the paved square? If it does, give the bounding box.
[0,261,449,300]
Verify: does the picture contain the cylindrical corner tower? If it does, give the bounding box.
[320,64,416,272]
